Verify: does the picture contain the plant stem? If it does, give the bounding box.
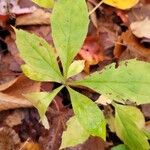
[89,0,104,15]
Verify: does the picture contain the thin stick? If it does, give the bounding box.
[89,0,104,15]
[19,138,30,150]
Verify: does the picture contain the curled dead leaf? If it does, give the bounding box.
[0,75,41,111]
[0,77,19,91]
[114,30,150,62]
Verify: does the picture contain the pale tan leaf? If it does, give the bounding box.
[130,17,150,38]
[16,8,50,26]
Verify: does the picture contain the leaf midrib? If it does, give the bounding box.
[26,36,62,79]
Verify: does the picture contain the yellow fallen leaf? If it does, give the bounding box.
[20,141,41,150]
[103,0,139,10]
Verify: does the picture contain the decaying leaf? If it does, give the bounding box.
[0,0,35,24]
[3,110,25,127]
[67,136,105,150]
[16,8,51,26]
[39,99,72,150]
[0,75,41,111]
[130,17,150,38]
[114,30,150,62]
[78,36,106,73]
[0,77,19,91]
[0,127,20,150]
[127,4,150,23]
[142,104,150,119]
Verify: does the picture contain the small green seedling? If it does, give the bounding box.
[15,0,150,149]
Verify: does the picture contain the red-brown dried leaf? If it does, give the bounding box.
[114,30,150,62]
[0,127,20,150]
[67,136,105,150]
[39,96,72,150]
[78,36,106,73]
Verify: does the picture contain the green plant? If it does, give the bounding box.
[15,0,150,149]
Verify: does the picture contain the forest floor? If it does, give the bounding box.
[0,0,150,150]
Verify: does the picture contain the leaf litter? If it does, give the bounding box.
[0,0,150,149]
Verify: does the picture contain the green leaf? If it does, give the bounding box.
[21,64,54,82]
[15,29,63,83]
[74,59,150,104]
[114,104,145,129]
[143,129,150,139]
[114,104,149,150]
[51,0,89,77]
[111,144,130,150]
[24,86,63,120]
[67,60,85,78]
[32,0,54,8]
[60,116,89,149]
[67,87,106,139]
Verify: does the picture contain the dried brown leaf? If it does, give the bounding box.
[114,30,150,61]
[0,75,41,111]
[0,77,18,91]
[39,97,72,150]
[128,4,150,23]
[3,110,25,127]
[20,142,41,150]
[67,136,105,150]
[0,127,20,150]
[16,9,50,26]
[78,36,106,73]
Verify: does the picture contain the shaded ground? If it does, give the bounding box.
[0,0,150,149]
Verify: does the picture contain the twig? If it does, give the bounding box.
[89,0,104,15]
[19,138,30,150]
